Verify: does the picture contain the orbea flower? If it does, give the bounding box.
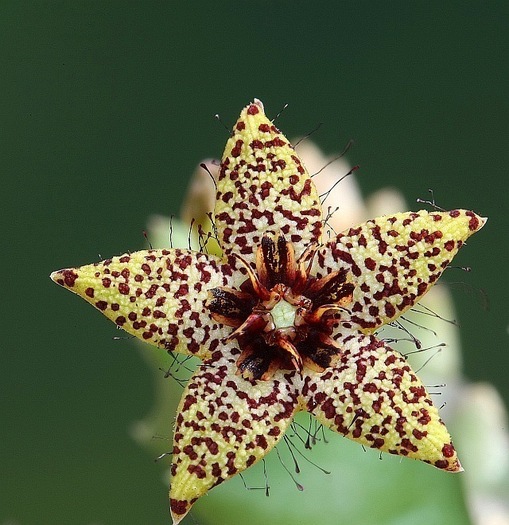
[51,99,485,524]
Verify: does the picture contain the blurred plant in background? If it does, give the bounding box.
[131,143,509,525]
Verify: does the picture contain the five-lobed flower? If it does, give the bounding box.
[51,99,485,524]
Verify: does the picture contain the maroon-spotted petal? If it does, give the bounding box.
[313,210,486,331]
[301,332,461,472]
[50,249,237,360]
[169,353,300,524]
[214,99,323,265]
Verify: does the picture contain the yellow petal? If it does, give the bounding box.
[315,209,486,331]
[169,354,300,523]
[215,99,322,264]
[51,249,232,360]
[302,333,461,472]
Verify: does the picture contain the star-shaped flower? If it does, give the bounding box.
[51,99,485,524]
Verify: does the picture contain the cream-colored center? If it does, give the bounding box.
[270,299,298,329]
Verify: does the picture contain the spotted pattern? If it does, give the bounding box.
[50,100,487,525]
[302,333,461,471]
[214,99,322,265]
[50,249,237,360]
[170,353,300,522]
[314,210,485,331]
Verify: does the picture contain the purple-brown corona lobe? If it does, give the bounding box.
[50,99,486,525]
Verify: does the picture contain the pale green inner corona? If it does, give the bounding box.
[270,299,298,329]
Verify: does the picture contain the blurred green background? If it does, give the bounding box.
[1,2,508,524]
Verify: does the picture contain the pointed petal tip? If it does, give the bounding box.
[170,499,191,525]
[50,268,77,288]
[449,209,487,233]
[453,456,464,473]
[240,98,266,119]
[470,211,487,233]
[440,452,463,473]
[49,270,59,282]
[170,512,184,525]
[252,97,264,110]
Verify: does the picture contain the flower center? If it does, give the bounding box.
[207,236,354,380]
[270,298,297,330]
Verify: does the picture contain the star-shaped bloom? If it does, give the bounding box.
[51,100,485,524]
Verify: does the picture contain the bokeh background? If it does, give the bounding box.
[1,2,508,524]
